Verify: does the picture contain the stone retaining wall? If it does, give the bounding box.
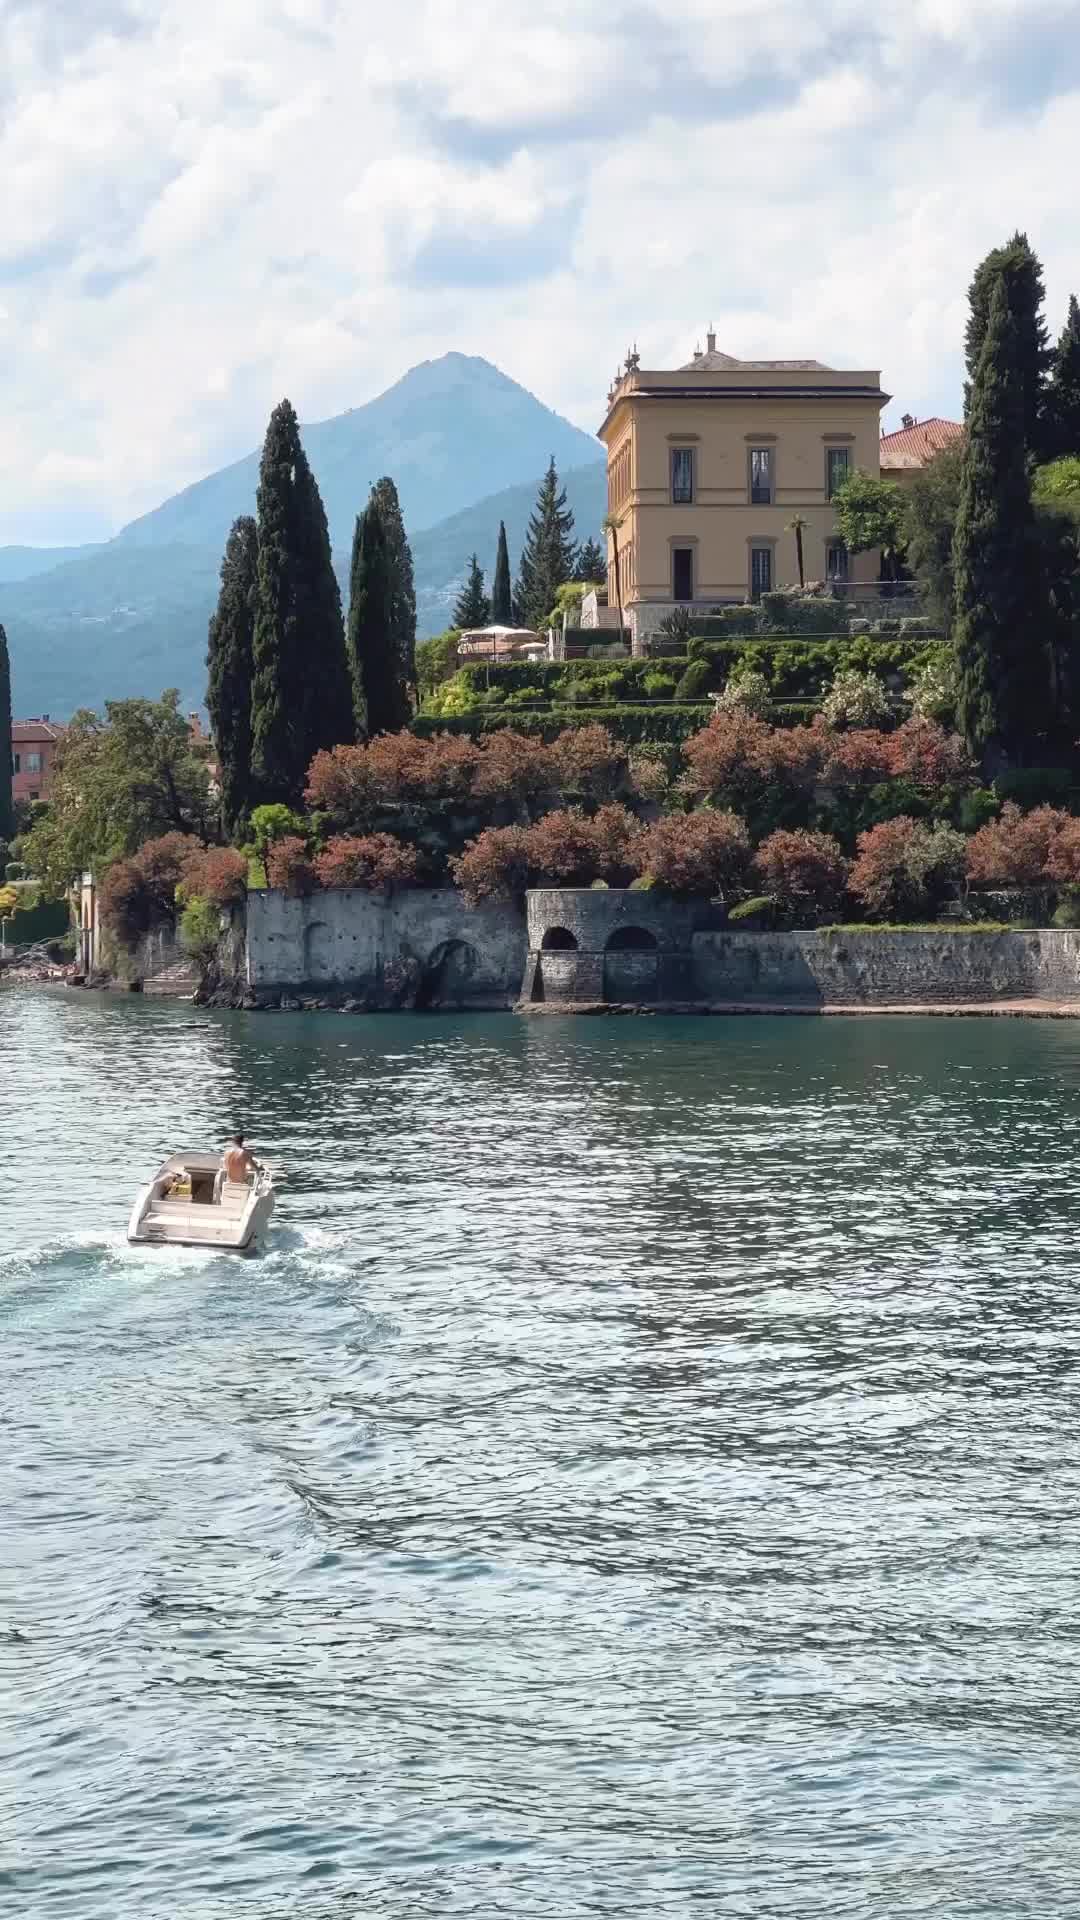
[245,888,526,1008]
[692,929,1080,1005]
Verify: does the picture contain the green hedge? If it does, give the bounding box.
[427,657,692,707]
[412,704,716,745]
[684,634,939,700]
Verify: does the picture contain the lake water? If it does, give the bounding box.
[5,988,1080,1917]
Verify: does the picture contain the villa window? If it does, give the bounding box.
[25,751,42,773]
[750,546,773,600]
[671,447,694,504]
[749,447,773,505]
[826,447,850,499]
[826,540,849,583]
[672,547,694,602]
[12,753,19,773]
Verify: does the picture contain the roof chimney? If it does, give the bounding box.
[901,412,915,429]
[706,326,716,354]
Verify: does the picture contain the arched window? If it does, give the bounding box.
[541,926,578,951]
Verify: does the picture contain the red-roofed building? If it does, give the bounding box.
[11,717,64,804]
[880,414,963,488]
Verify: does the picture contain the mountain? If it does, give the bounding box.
[0,544,101,584]
[112,353,600,553]
[3,352,604,715]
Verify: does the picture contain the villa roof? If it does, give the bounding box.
[880,416,963,470]
[12,718,63,743]
[680,349,832,372]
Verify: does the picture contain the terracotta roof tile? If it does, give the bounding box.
[880,417,963,469]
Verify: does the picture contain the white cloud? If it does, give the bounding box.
[1,0,1080,541]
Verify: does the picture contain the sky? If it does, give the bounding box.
[3,0,1080,546]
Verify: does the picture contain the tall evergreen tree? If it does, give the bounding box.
[1044,295,1080,460]
[575,536,607,584]
[0,623,13,842]
[964,232,1050,455]
[452,554,491,629]
[369,476,417,692]
[250,398,354,808]
[954,276,1042,761]
[491,521,513,624]
[514,457,578,629]
[347,497,412,738]
[206,516,258,839]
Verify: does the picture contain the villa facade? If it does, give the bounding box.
[598,335,890,650]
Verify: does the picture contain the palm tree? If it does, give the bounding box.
[602,512,625,645]
[787,514,807,589]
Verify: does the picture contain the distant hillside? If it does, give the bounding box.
[4,458,608,716]
[113,353,600,554]
[0,544,101,584]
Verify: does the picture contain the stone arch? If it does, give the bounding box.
[416,937,482,1009]
[541,926,578,951]
[605,925,658,952]
[303,919,335,982]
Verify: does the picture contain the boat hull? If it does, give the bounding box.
[127,1153,276,1251]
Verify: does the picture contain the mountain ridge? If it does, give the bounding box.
[3,352,605,715]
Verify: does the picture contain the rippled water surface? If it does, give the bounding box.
[6,989,1080,1916]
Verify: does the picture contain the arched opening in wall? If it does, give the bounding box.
[541,926,578,951]
[416,938,482,1009]
[603,924,660,1002]
[605,925,658,951]
[303,920,334,982]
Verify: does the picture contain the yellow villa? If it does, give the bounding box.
[597,333,890,652]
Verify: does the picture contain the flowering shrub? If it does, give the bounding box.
[177,846,248,907]
[634,809,751,896]
[452,826,534,905]
[820,668,891,730]
[714,668,772,719]
[315,833,423,891]
[906,657,957,723]
[266,834,317,896]
[965,803,1068,887]
[848,817,966,919]
[753,828,848,919]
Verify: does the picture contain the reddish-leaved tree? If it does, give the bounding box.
[965,803,1068,887]
[452,826,534,905]
[634,809,752,896]
[315,833,423,891]
[266,835,318,896]
[753,828,849,919]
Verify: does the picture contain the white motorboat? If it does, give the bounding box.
[127,1152,275,1251]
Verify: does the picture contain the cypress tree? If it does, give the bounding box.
[206,516,258,839]
[0,623,13,842]
[1044,295,1080,460]
[491,521,513,624]
[953,276,1041,761]
[370,476,417,692]
[452,554,491,629]
[576,536,607,584]
[347,497,412,738]
[250,398,353,809]
[514,457,579,630]
[964,232,1050,455]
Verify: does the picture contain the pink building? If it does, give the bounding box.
[11,717,64,804]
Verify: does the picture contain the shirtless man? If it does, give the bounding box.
[223,1134,261,1185]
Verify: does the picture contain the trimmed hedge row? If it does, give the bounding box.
[412,704,717,745]
[684,634,941,700]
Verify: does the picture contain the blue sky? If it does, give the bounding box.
[3,0,1080,545]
